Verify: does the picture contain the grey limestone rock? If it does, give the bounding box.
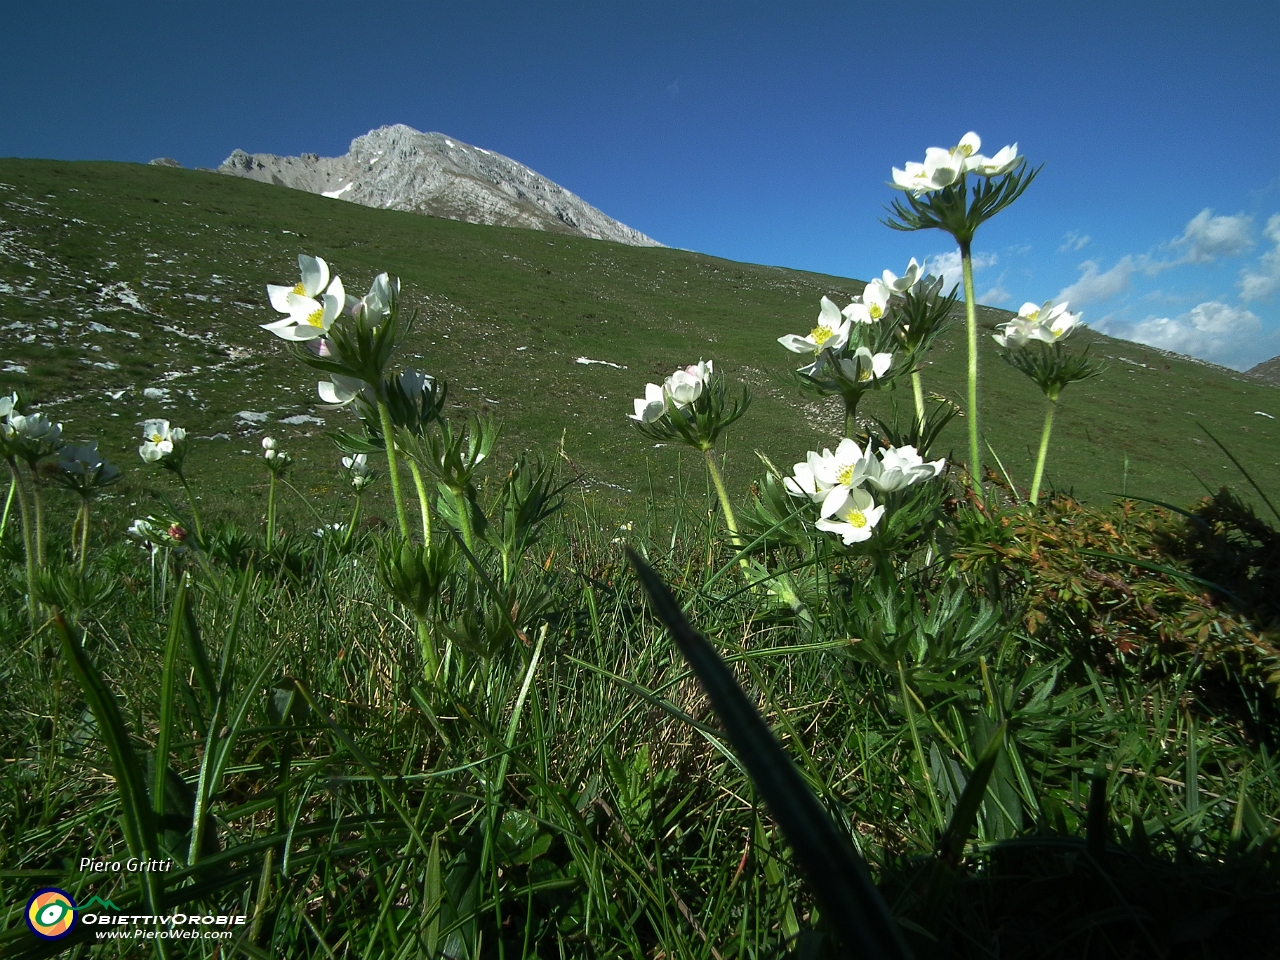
[217,125,661,247]
[149,157,182,168]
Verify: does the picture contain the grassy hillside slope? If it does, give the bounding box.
[2,159,1277,526]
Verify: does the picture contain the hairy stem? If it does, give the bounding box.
[0,473,15,543]
[29,465,46,568]
[450,486,476,555]
[407,459,432,545]
[911,371,926,431]
[702,447,740,545]
[960,240,982,492]
[376,401,412,541]
[1030,397,1058,505]
[703,447,751,578]
[78,500,91,575]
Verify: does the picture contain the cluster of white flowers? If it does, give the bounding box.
[891,132,1021,196]
[629,360,714,424]
[264,255,403,406]
[262,436,292,470]
[784,439,945,544]
[777,296,895,379]
[342,453,373,491]
[1,392,62,452]
[993,300,1081,348]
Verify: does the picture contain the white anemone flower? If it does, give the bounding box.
[882,259,925,294]
[0,392,17,419]
[8,412,61,444]
[138,419,184,463]
[836,347,893,384]
[261,275,346,342]
[318,374,371,406]
[664,360,712,408]
[354,273,400,321]
[778,297,852,355]
[342,453,373,490]
[814,487,885,544]
[891,133,993,195]
[806,438,882,518]
[992,314,1041,348]
[995,300,1079,347]
[629,383,666,423]
[862,278,892,321]
[869,445,946,492]
[965,143,1021,177]
[783,460,832,503]
[267,254,330,313]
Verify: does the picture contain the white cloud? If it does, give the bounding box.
[1239,213,1280,301]
[1097,300,1270,370]
[978,284,1011,306]
[927,250,997,294]
[1057,256,1137,306]
[1058,232,1090,253]
[1172,208,1254,263]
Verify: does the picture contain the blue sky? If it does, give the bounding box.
[3,1,1279,369]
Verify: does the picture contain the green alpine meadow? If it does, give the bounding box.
[2,135,1279,960]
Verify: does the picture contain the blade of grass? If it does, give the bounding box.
[153,576,187,826]
[626,547,913,960]
[1201,423,1280,523]
[52,611,170,950]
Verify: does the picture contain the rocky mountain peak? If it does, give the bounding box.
[218,125,661,247]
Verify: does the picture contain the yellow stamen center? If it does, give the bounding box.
[836,463,855,486]
[293,282,306,296]
[809,324,833,346]
[869,304,883,320]
[847,510,868,528]
[858,366,873,382]
[307,308,326,328]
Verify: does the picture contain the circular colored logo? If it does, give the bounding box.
[26,888,77,940]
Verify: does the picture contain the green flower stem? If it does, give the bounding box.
[911,371,926,430]
[702,447,751,575]
[77,500,91,575]
[9,461,37,631]
[960,240,982,491]
[376,400,412,541]
[450,487,476,554]
[28,466,46,568]
[342,494,362,552]
[407,459,432,545]
[415,619,440,684]
[177,472,205,545]
[265,472,277,553]
[0,474,15,543]
[701,447,739,543]
[1030,397,1058,505]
